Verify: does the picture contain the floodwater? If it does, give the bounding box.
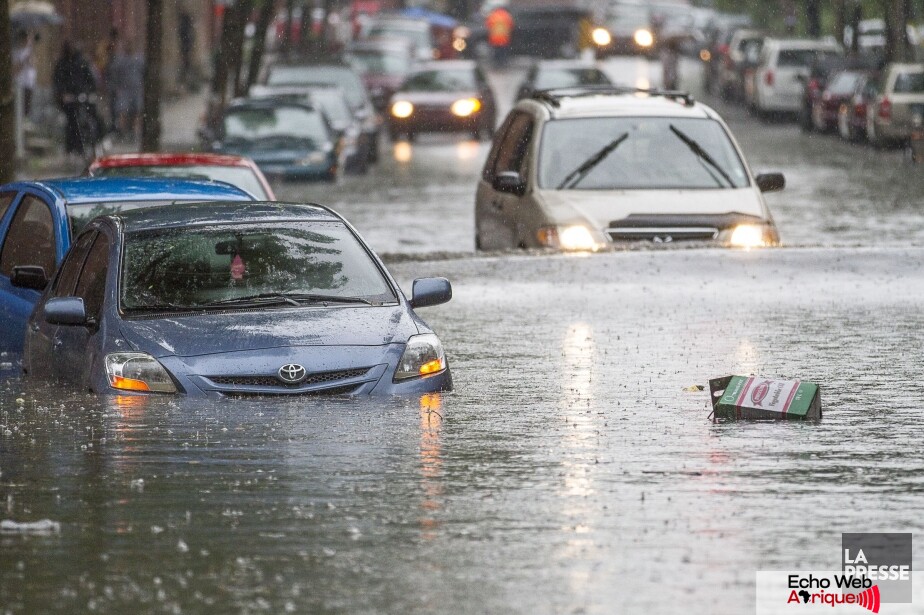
[2,58,924,614]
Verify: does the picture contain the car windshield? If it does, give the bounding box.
[538,117,750,190]
[893,71,924,93]
[403,69,475,92]
[121,221,396,312]
[222,107,329,144]
[367,24,431,48]
[778,48,839,67]
[347,50,412,75]
[67,200,174,236]
[308,90,353,126]
[534,68,611,90]
[827,72,863,95]
[266,66,368,109]
[92,165,269,200]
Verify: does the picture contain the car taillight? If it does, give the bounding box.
[765,70,774,87]
[718,44,729,56]
[878,97,892,120]
[808,78,820,93]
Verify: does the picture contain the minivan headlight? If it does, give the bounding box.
[105,353,177,393]
[722,224,776,248]
[537,225,605,251]
[394,334,447,381]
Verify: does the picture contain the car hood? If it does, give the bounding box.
[119,306,418,358]
[536,187,766,229]
[393,90,480,106]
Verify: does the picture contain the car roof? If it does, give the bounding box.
[36,177,254,204]
[412,59,477,72]
[227,97,318,113]
[525,88,714,120]
[533,59,605,70]
[765,38,842,49]
[112,201,340,233]
[90,153,256,169]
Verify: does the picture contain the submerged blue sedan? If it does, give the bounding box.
[0,178,255,355]
[22,202,453,396]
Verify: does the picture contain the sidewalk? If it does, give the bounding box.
[16,88,209,181]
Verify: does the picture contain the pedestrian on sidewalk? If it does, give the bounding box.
[108,40,145,142]
[12,30,37,117]
[486,5,514,68]
[53,41,100,159]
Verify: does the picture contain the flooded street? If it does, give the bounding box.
[3,58,924,614]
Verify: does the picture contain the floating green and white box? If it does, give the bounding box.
[709,375,822,420]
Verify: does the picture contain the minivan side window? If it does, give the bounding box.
[0,195,57,279]
[492,112,534,179]
[482,113,515,183]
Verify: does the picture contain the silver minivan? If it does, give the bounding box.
[867,63,924,147]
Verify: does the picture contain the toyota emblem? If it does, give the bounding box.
[277,364,307,384]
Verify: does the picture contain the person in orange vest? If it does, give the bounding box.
[485,6,514,66]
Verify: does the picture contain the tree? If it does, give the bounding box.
[0,0,16,183]
[245,0,276,92]
[142,0,164,152]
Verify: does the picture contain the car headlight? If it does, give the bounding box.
[592,27,612,47]
[450,98,481,117]
[105,352,177,393]
[299,151,328,165]
[394,334,447,381]
[727,224,772,248]
[634,29,654,48]
[391,100,414,118]
[537,225,604,251]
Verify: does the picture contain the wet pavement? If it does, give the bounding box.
[3,58,924,614]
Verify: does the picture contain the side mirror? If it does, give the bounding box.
[492,171,526,196]
[755,172,785,193]
[44,297,88,326]
[10,266,49,291]
[409,277,452,309]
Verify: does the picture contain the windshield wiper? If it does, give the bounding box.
[557,132,629,189]
[200,292,375,307]
[668,124,735,188]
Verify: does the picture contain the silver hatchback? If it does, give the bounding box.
[475,87,784,251]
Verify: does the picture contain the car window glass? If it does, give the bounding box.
[534,68,611,90]
[492,113,533,178]
[53,230,97,298]
[223,107,329,142]
[777,49,816,67]
[893,72,924,94]
[0,192,15,223]
[0,195,56,278]
[482,114,515,182]
[266,66,366,109]
[74,232,110,321]
[538,117,749,190]
[403,69,476,92]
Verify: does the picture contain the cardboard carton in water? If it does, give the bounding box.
[709,375,821,420]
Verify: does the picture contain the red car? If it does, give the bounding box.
[810,70,869,133]
[87,153,276,201]
[837,72,879,142]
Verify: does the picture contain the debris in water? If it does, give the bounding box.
[1,519,61,535]
[709,375,822,420]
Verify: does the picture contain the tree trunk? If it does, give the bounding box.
[806,0,822,38]
[834,0,847,46]
[231,0,254,99]
[246,0,276,91]
[0,0,15,183]
[283,0,295,54]
[142,0,164,152]
[883,0,912,62]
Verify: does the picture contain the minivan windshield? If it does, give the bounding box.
[539,117,750,190]
[121,222,396,311]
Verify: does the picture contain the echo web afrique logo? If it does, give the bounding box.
[784,533,912,612]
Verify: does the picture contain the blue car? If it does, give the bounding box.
[210,99,342,182]
[0,178,255,356]
[22,202,453,397]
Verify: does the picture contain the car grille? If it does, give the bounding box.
[207,368,371,389]
[606,227,719,242]
[222,384,362,398]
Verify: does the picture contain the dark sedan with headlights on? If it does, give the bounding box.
[387,60,496,141]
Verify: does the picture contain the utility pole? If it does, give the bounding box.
[142,0,164,151]
[0,0,16,183]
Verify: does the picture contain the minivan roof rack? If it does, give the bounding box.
[531,85,695,108]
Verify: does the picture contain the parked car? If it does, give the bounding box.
[464,5,601,60]
[598,0,656,57]
[0,178,254,355]
[808,69,871,133]
[475,87,784,251]
[263,61,380,163]
[866,63,924,147]
[345,38,416,111]
[208,99,341,182]
[718,29,764,101]
[837,72,879,141]
[22,201,453,397]
[514,60,613,101]
[249,85,369,174]
[388,60,496,141]
[364,16,436,62]
[87,153,276,200]
[752,38,842,116]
